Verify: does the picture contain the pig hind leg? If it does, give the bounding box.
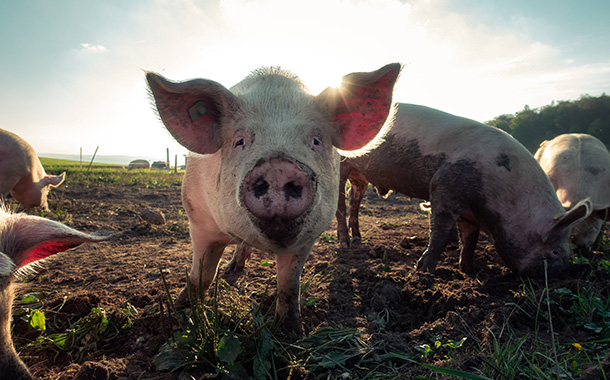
[336,168,350,248]
[226,245,252,273]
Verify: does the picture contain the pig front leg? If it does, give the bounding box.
[457,217,480,274]
[275,246,311,335]
[416,197,464,272]
[177,224,228,304]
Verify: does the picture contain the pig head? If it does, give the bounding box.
[0,207,112,380]
[535,133,610,255]
[147,64,401,333]
[0,129,65,211]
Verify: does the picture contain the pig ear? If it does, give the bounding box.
[0,252,15,278]
[318,63,401,151]
[44,172,65,188]
[2,214,113,269]
[544,198,592,242]
[146,72,239,154]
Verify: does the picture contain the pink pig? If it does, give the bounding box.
[147,64,401,333]
[0,129,65,211]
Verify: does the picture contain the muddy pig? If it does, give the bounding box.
[0,207,112,380]
[337,103,591,276]
[0,129,65,211]
[535,133,610,256]
[147,64,401,333]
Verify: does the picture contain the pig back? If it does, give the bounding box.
[536,133,610,209]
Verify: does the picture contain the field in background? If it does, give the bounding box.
[40,156,184,187]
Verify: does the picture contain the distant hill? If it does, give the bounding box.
[39,153,166,166]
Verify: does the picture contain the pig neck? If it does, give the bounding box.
[0,283,33,380]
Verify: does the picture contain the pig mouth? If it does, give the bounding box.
[251,214,309,247]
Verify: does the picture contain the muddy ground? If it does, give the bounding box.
[8,182,610,379]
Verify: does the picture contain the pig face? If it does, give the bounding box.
[147,65,400,252]
[514,198,591,276]
[11,173,65,211]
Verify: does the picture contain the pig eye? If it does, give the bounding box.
[234,137,246,149]
[311,136,322,149]
[551,249,561,257]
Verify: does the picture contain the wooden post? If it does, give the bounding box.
[80,147,82,168]
[174,155,178,173]
[87,146,99,171]
[166,148,170,171]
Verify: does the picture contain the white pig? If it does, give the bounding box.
[535,133,610,255]
[147,64,401,333]
[336,104,592,276]
[0,207,112,380]
[0,129,65,211]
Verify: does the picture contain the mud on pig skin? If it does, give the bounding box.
[0,129,65,211]
[146,63,401,334]
[0,207,112,380]
[535,133,610,256]
[337,103,592,277]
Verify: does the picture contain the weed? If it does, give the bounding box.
[25,305,137,363]
[414,335,467,358]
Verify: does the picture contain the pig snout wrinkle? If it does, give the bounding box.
[242,157,315,244]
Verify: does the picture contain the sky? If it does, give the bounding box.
[1,0,609,163]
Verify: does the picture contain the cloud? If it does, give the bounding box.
[80,43,106,52]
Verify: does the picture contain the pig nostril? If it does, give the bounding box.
[252,177,269,198]
[284,182,303,199]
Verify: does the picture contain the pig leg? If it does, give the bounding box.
[177,232,227,304]
[336,169,350,248]
[416,174,467,272]
[456,218,480,274]
[347,170,368,246]
[416,209,460,272]
[275,246,311,334]
[226,245,252,273]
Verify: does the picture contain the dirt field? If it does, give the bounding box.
[8,181,610,379]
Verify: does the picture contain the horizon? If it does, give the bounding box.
[1,0,609,158]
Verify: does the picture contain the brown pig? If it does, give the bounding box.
[0,129,65,211]
[535,133,610,255]
[337,103,591,276]
[0,207,112,380]
[147,64,401,333]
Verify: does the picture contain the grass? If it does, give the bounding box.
[40,157,184,187]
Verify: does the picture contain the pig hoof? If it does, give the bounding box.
[174,287,191,308]
[415,259,436,273]
[226,259,245,273]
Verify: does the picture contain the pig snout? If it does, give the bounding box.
[241,156,315,244]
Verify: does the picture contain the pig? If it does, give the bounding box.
[0,129,65,211]
[534,133,610,256]
[0,207,112,380]
[336,103,592,276]
[146,63,401,333]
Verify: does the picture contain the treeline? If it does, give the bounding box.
[486,94,610,152]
